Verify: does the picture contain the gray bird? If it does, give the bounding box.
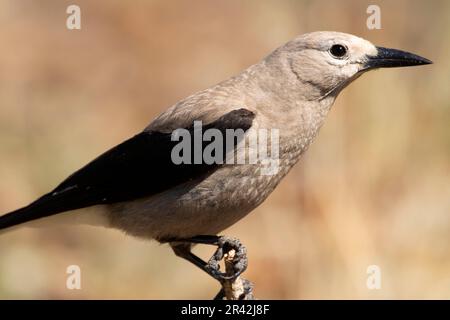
[0,32,431,285]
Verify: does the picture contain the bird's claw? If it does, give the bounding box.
[205,236,248,282]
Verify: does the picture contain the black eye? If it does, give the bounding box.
[330,44,348,58]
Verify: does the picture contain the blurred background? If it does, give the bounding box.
[0,0,448,299]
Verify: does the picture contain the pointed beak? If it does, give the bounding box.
[364,46,432,70]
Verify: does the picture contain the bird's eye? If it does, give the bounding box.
[329,44,348,58]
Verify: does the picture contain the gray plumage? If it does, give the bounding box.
[0,31,431,247]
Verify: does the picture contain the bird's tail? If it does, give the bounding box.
[0,193,72,231]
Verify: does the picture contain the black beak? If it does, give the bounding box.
[364,46,432,70]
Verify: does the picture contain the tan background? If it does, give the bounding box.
[0,0,448,299]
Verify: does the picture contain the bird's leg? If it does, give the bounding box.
[170,235,248,282]
[171,241,213,278]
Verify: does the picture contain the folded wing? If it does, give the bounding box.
[0,108,255,230]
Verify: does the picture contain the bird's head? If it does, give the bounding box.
[272,31,432,100]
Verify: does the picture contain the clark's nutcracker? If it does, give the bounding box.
[0,32,431,283]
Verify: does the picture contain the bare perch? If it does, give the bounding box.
[222,249,254,300]
[212,237,254,300]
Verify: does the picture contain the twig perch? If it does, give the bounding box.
[212,237,255,300]
[222,248,254,300]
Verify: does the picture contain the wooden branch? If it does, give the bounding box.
[221,249,255,300]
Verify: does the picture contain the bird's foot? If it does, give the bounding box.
[204,236,248,282]
[170,234,253,299]
[171,235,248,282]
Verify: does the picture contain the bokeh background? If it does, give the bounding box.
[0,0,448,299]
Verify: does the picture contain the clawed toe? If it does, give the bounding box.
[170,234,250,285]
[205,236,248,282]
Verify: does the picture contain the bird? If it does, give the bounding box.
[0,31,431,286]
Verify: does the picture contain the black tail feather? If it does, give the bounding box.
[0,191,83,230]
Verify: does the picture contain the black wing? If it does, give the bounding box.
[0,108,255,230]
